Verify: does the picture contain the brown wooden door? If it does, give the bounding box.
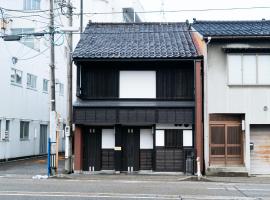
[210,124,243,166]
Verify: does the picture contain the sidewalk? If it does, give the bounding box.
[203,175,270,184]
[1,156,270,184]
[57,173,270,184]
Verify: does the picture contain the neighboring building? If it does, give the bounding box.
[192,20,270,175]
[72,23,203,173]
[0,0,67,160]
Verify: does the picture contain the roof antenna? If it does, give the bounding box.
[186,19,191,30]
[160,0,166,22]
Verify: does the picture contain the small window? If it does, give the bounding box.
[27,74,37,89]
[165,130,182,148]
[43,79,49,92]
[23,0,41,10]
[59,83,64,95]
[20,121,29,140]
[5,120,10,141]
[11,68,23,85]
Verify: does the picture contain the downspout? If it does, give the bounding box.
[204,36,211,172]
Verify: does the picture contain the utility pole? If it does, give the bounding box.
[65,0,73,173]
[49,0,57,176]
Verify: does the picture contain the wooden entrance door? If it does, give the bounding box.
[83,127,101,171]
[210,124,243,166]
[122,127,140,171]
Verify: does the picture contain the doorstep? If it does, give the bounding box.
[206,166,248,177]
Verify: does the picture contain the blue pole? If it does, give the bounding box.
[48,137,51,177]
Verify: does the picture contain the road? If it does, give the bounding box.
[0,177,269,200]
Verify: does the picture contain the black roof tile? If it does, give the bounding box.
[73,23,199,60]
[192,20,270,37]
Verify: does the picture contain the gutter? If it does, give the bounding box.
[73,57,204,63]
[203,35,270,41]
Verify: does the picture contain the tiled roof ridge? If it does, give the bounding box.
[193,19,270,24]
[87,22,187,26]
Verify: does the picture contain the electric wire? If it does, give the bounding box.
[72,6,270,16]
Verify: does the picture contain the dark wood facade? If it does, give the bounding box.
[73,60,203,174]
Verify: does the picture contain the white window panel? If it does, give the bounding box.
[258,55,270,84]
[155,130,164,147]
[183,130,193,147]
[227,55,242,85]
[27,73,37,89]
[140,129,153,149]
[119,71,156,98]
[243,55,256,84]
[43,79,49,92]
[102,129,115,149]
[11,68,22,85]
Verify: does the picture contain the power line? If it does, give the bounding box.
[0,6,61,13]
[72,6,270,16]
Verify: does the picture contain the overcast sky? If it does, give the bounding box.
[139,0,270,22]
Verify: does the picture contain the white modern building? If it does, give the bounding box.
[0,0,144,161]
[0,0,67,160]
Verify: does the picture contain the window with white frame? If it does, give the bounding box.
[11,68,23,85]
[20,121,29,140]
[43,79,49,92]
[59,83,64,95]
[227,54,270,85]
[23,0,41,10]
[11,28,35,49]
[27,73,37,89]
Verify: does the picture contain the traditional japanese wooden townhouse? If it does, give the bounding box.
[192,20,270,175]
[72,23,203,174]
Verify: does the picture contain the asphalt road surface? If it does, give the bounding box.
[0,177,269,200]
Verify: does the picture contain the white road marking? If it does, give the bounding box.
[208,187,270,192]
[0,191,259,200]
[0,191,180,199]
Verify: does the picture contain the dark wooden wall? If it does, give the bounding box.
[78,60,194,100]
[74,108,194,125]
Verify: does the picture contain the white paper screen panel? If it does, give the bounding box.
[102,129,115,149]
[183,130,193,147]
[155,130,164,146]
[119,71,156,98]
[243,55,256,84]
[228,55,242,85]
[258,55,270,84]
[140,129,153,149]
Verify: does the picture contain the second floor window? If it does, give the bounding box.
[119,71,156,98]
[27,73,37,89]
[11,68,23,85]
[228,54,270,85]
[24,0,41,10]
